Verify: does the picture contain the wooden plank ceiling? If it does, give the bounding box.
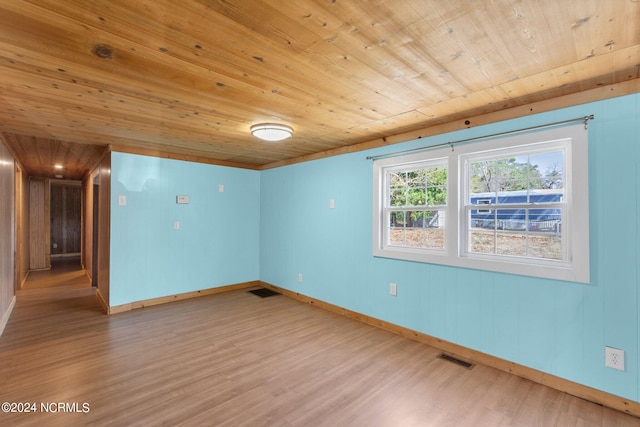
[0,0,639,178]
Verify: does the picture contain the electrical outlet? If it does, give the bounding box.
[389,282,397,296]
[605,346,625,371]
[298,273,303,283]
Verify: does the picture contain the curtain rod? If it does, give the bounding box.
[366,114,594,161]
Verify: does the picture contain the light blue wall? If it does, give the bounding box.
[260,93,640,401]
[107,94,639,402]
[110,153,260,307]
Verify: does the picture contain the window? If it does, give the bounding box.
[383,160,447,251]
[475,199,492,214]
[373,124,590,283]
[463,145,566,261]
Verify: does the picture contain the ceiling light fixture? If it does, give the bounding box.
[54,164,64,169]
[250,123,293,141]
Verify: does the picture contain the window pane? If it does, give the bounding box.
[468,208,563,260]
[407,172,424,189]
[467,150,565,258]
[387,210,407,247]
[528,233,562,260]
[407,188,426,206]
[499,179,528,193]
[389,172,406,206]
[389,171,405,187]
[470,151,564,199]
[388,165,446,209]
[527,209,562,260]
[528,208,561,231]
[469,228,495,254]
[427,185,446,205]
[531,151,564,190]
[426,167,447,205]
[469,160,495,193]
[390,187,406,206]
[496,230,527,256]
[387,210,444,250]
[389,210,406,226]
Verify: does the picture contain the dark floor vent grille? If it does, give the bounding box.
[437,353,474,369]
[247,288,281,298]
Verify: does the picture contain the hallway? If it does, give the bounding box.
[5,257,103,349]
[22,257,91,289]
[14,256,100,314]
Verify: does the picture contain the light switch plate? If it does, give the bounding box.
[390,282,397,296]
[176,195,190,204]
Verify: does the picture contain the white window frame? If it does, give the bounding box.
[373,124,590,283]
[381,159,448,254]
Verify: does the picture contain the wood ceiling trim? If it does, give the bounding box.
[109,144,261,171]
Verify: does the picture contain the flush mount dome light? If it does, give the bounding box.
[250,123,293,141]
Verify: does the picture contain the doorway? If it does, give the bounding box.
[50,182,82,260]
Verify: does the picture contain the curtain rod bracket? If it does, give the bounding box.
[584,114,594,130]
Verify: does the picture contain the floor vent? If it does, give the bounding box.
[437,353,474,369]
[247,288,281,298]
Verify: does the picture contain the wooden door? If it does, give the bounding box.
[50,183,82,256]
[29,178,50,270]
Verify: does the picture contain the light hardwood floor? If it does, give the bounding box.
[1,260,640,426]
